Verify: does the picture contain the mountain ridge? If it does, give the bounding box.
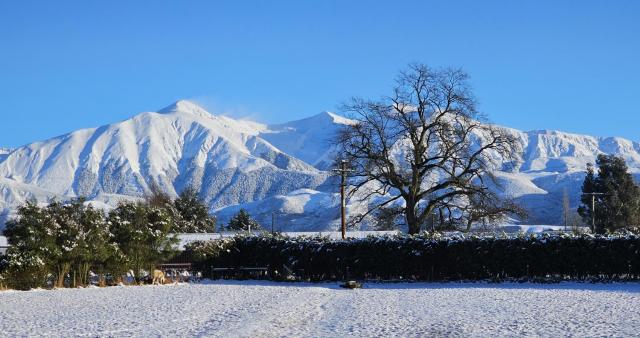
[1,100,639,230]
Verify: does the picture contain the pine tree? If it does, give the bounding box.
[173,186,216,233]
[578,155,640,233]
[4,198,120,288]
[2,201,53,289]
[226,209,261,232]
[108,201,178,282]
[578,163,598,231]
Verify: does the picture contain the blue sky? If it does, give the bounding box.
[0,1,638,147]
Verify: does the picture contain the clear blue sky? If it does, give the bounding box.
[0,1,638,147]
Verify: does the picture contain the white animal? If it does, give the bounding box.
[152,269,166,285]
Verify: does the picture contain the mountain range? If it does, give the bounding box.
[1,100,639,231]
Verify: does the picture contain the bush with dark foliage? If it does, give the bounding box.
[185,232,640,282]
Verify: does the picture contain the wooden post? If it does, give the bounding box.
[332,160,351,240]
[584,192,605,233]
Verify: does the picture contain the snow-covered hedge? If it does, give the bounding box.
[0,253,7,289]
[184,232,640,282]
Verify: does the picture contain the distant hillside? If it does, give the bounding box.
[2,100,640,230]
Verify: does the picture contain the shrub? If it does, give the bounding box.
[0,253,7,290]
[185,232,640,282]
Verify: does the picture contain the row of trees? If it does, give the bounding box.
[0,187,216,290]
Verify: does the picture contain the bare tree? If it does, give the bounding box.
[337,63,520,234]
[459,193,527,232]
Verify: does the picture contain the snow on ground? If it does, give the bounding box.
[1,281,640,337]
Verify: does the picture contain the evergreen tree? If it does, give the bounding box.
[2,199,115,288]
[226,209,261,232]
[0,253,7,289]
[146,184,174,209]
[578,154,640,233]
[3,197,180,288]
[71,201,116,286]
[173,186,216,233]
[108,201,178,282]
[46,200,87,288]
[145,185,182,228]
[2,201,53,289]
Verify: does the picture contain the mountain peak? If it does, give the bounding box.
[158,100,212,118]
[323,111,354,125]
[311,111,346,122]
[283,111,354,128]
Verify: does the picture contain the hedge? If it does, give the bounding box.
[183,233,640,282]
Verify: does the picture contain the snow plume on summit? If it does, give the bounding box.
[2,101,640,230]
[259,111,353,170]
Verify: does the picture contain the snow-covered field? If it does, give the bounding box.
[1,281,640,337]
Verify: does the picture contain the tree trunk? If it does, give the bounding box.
[55,263,70,288]
[406,201,420,234]
[79,262,90,286]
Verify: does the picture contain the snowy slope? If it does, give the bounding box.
[1,282,640,337]
[2,100,640,230]
[493,128,640,223]
[0,148,11,163]
[259,112,353,170]
[215,189,343,232]
[0,101,329,227]
[219,126,640,227]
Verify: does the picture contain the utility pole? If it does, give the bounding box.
[332,160,352,239]
[583,192,605,233]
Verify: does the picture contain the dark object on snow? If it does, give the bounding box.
[341,281,362,289]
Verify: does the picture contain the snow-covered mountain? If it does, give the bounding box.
[1,100,639,230]
[0,148,11,163]
[259,112,354,170]
[0,101,332,227]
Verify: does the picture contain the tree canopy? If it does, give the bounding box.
[337,63,521,234]
[173,186,217,233]
[578,154,640,233]
[226,209,261,232]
